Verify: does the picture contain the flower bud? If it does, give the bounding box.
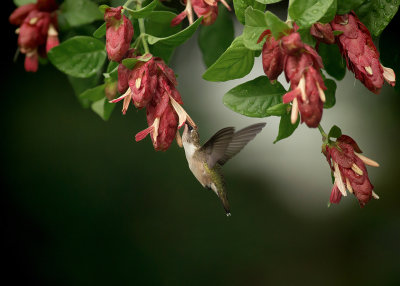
[192,0,218,26]
[18,11,50,52]
[104,7,134,62]
[9,3,36,26]
[24,50,39,72]
[324,135,379,207]
[261,35,284,81]
[281,32,304,55]
[310,22,335,44]
[331,12,396,93]
[45,23,59,52]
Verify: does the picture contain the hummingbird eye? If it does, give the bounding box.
[187,124,193,131]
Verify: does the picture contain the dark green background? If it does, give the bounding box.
[3,2,400,285]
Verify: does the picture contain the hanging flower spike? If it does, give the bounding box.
[280,32,326,128]
[10,0,59,72]
[104,6,134,62]
[259,30,284,81]
[323,135,379,207]
[331,12,396,93]
[172,0,231,26]
[129,58,158,108]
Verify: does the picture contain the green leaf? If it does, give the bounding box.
[337,0,366,14]
[202,36,255,82]
[99,4,110,14]
[198,5,234,68]
[80,84,106,102]
[233,0,266,25]
[243,7,290,50]
[319,43,346,80]
[223,76,287,117]
[289,0,336,28]
[144,11,181,62]
[274,111,300,143]
[91,98,116,121]
[13,0,35,6]
[355,0,400,37]
[121,54,152,69]
[328,125,342,138]
[297,27,316,46]
[255,0,284,3]
[147,16,202,46]
[124,0,158,18]
[103,61,119,80]
[61,0,103,27]
[68,74,101,108]
[93,23,106,38]
[323,78,337,109]
[48,36,107,78]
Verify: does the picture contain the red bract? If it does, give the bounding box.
[281,33,326,128]
[10,0,59,72]
[104,6,134,62]
[259,30,284,81]
[323,135,380,207]
[331,12,396,93]
[111,54,194,151]
[310,22,335,44]
[171,0,231,26]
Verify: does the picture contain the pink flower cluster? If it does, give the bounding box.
[105,7,194,151]
[330,12,395,93]
[172,0,231,26]
[259,30,327,128]
[104,6,134,62]
[9,0,59,72]
[323,135,379,207]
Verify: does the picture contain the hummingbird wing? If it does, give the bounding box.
[218,123,266,166]
[200,127,235,168]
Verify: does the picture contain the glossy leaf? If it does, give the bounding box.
[93,23,106,38]
[328,125,342,138]
[80,84,106,102]
[274,111,300,143]
[48,36,107,78]
[147,17,202,46]
[13,0,35,6]
[336,0,366,14]
[223,76,287,117]
[323,78,337,109]
[91,98,116,121]
[121,55,152,69]
[61,0,103,27]
[243,7,290,50]
[198,5,234,68]
[124,0,158,18]
[356,0,400,37]
[289,0,336,28]
[233,0,266,25]
[202,37,255,82]
[319,43,346,80]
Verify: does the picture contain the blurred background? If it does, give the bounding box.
[2,1,400,285]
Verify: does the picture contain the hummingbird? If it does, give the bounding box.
[181,122,266,216]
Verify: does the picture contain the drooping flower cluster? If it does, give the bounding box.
[171,0,231,26]
[9,0,59,72]
[323,135,379,207]
[259,30,327,128]
[104,6,194,151]
[330,12,396,93]
[111,53,195,151]
[104,6,134,62]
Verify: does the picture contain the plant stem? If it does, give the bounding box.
[137,1,150,54]
[318,124,328,139]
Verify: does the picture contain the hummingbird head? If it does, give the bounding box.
[182,122,199,145]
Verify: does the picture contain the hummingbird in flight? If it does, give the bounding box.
[181,122,266,216]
